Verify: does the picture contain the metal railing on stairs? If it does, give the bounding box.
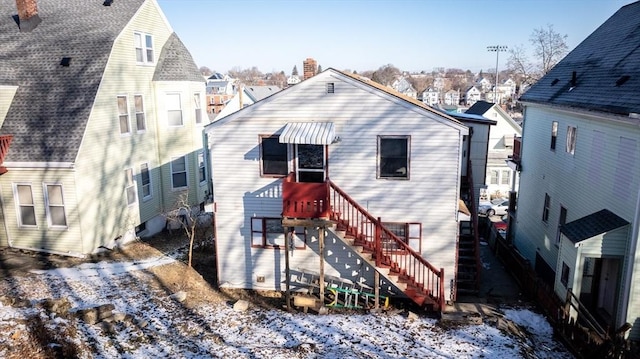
[327,179,445,310]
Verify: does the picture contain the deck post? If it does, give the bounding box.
[319,226,325,307]
[284,227,291,310]
[374,270,380,309]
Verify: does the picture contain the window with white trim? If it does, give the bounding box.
[566,126,577,155]
[489,170,499,185]
[171,156,188,189]
[197,152,206,184]
[44,184,67,228]
[251,217,306,249]
[501,170,510,185]
[15,184,36,227]
[378,136,410,179]
[134,95,146,132]
[194,93,202,124]
[140,163,152,200]
[550,121,558,150]
[542,193,551,223]
[134,32,154,64]
[117,96,130,134]
[125,168,137,205]
[166,93,183,126]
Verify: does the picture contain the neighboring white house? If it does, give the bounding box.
[204,69,469,309]
[444,89,460,106]
[465,101,522,201]
[421,87,440,106]
[513,1,640,340]
[0,0,207,256]
[391,77,418,99]
[477,77,492,92]
[464,86,482,106]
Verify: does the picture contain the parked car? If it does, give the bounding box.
[479,198,509,216]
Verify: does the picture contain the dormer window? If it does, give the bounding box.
[134,32,154,64]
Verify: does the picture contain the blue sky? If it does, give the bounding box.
[156,0,634,74]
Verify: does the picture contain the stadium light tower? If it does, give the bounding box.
[487,45,508,104]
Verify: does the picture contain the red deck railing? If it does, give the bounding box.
[0,135,12,175]
[282,173,330,219]
[327,179,445,311]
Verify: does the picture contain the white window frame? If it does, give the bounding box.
[166,93,183,127]
[117,95,130,135]
[197,152,206,185]
[194,93,203,124]
[140,162,152,201]
[125,168,137,206]
[171,155,188,190]
[13,183,37,228]
[134,31,154,65]
[134,94,146,133]
[43,183,68,229]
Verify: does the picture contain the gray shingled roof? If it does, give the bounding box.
[0,0,145,162]
[519,1,640,116]
[560,209,629,243]
[153,33,204,82]
[245,86,281,102]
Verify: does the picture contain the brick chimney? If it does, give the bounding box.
[303,58,317,80]
[15,0,41,32]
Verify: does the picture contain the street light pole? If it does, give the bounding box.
[487,45,508,104]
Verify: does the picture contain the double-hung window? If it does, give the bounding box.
[542,193,551,223]
[125,168,137,206]
[15,184,36,227]
[566,126,577,155]
[171,156,188,189]
[260,136,288,176]
[117,96,130,135]
[378,136,410,179]
[251,217,306,249]
[134,32,154,64]
[198,152,206,184]
[167,93,183,126]
[140,163,152,200]
[550,121,558,150]
[134,95,146,132]
[194,93,202,124]
[44,184,67,228]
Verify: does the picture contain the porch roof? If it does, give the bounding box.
[279,122,337,145]
[560,209,629,244]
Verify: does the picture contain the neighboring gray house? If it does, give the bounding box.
[215,85,281,119]
[0,0,207,256]
[391,77,418,99]
[513,1,640,340]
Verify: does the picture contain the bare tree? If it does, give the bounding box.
[370,64,401,86]
[199,66,213,77]
[166,194,212,268]
[531,24,568,76]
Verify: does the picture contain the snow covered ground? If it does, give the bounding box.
[0,253,574,358]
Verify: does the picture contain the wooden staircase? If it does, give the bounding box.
[456,164,481,297]
[327,180,445,311]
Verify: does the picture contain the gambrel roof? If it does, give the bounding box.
[520,1,640,116]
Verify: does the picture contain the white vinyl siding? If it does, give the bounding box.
[14,184,36,227]
[43,184,67,228]
[207,71,467,297]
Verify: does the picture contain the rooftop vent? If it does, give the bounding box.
[60,57,71,67]
[616,75,630,87]
[103,0,113,6]
[551,79,559,86]
[570,71,577,87]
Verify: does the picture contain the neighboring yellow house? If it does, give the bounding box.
[0,0,207,256]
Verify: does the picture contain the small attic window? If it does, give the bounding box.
[60,57,71,67]
[616,75,630,87]
[551,79,559,86]
[326,83,335,94]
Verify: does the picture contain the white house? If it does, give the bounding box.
[444,89,460,106]
[466,101,522,201]
[513,1,640,340]
[204,69,469,310]
[464,86,481,106]
[421,87,440,107]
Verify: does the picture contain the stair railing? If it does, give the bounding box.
[328,179,444,310]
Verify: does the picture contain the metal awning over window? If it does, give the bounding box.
[279,122,337,145]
